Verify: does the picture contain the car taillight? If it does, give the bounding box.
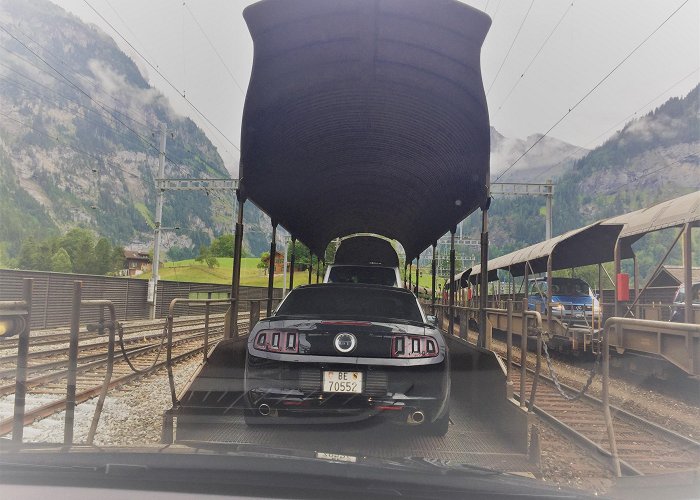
[254,329,299,353]
[391,335,438,358]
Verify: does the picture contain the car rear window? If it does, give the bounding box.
[276,287,423,322]
[327,266,397,286]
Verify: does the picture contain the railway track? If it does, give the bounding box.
[508,357,700,475]
[0,314,230,353]
[0,315,254,437]
[0,319,226,380]
[440,324,700,475]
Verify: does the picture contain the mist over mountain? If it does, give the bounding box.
[490,127,588,182]
[0,0,272,261]
[460,85,699,263]
[1,0,696,272]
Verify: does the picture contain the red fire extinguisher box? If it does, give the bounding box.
[617,273,630,301]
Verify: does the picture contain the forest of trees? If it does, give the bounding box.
[11,228,125,275]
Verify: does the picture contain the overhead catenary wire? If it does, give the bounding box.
[493,0,692,183]
[0,23,162,157]
[492,2,575,117]
[0,46,157,147]
[602,151,700,194]
[0,110,142,180]
[0,73,156,154]
[2,20,154,129]
[485,0,536,96]
[183,2,246,96]
[82,0,241,153]
[530,67,700,183]
[0,41,230,180]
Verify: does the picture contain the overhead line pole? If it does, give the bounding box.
[148,123,167,319]
[491,180,554,240]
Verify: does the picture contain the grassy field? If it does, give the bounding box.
[138,257,318,288]
[139,258,446,291]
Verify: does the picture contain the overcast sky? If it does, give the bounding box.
[53,0,699,173]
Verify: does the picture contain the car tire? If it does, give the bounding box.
[424,409,450,436]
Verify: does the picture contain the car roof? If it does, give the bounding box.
[294,283,413,295]
[529,277,587,282]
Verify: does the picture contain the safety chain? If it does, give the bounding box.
[118,321,168,374]
[540,333,601,401]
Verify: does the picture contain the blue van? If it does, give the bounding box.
[528,277,599,325]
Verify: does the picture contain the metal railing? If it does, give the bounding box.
[161,296,280,442]
[2,280,120,446]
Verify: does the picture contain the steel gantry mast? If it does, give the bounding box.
[490,180,554,240]
[149,174,239,318]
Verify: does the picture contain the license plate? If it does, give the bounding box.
[323,371,362,393]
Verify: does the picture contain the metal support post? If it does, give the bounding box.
[404,262,408,288]
[683,223,694,324]
[602,321,621,477]
[308,255,313,284]
[149,123,167,319]
[520,298,528,408]
[546,255,553,327]
[597,263,603,332]
[479,207,489,348]
[12,278,32,443]
[613,240,621,318]
[289,237,296,292]
[203,302,210,363]
[316,259,321,284]
[415,257,419,294]
[65,281,82,445]
[633,254,639,318]
[506,300,513,399]
[229,194,245,338]
[267,225,277,316]
[431,244,437,314]
[409,262,413,289]
[448,230,456,336]
[282,236,289,298]
[545,179,553,240]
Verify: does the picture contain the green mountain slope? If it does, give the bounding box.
[0,0,270,259]
[459,85,699,274]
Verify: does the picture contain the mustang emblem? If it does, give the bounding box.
[334,333,357,353]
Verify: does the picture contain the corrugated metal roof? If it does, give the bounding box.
[240,0,491,259]
[469,222,625,280]
[462,192,700,285]
[602,190,700,241]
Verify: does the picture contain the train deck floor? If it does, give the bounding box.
[174,390,537,475]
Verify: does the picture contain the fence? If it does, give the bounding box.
[0,269,281,330]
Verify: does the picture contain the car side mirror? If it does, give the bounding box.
[426,315,437,326]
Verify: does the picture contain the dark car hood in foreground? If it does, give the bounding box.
[0,441,599,499]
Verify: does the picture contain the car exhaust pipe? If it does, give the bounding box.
[407,411,425,425]
[258,403,271,416]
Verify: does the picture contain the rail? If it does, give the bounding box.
[1,280,120,445]
[165,297,281,408]
[433,298,626,476]
[165,298,234,407]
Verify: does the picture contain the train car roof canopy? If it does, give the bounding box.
[465,192,699,285]
[601,190,700,243]
[240,0,491,259]
[333,235,400,266]
[469,222,626,282]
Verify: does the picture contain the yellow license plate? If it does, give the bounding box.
[323,371,362,393]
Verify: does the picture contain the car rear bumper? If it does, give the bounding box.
[244,356,449,425]
[246,389,444,424]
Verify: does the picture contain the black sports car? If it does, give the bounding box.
[244,283,450,435]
